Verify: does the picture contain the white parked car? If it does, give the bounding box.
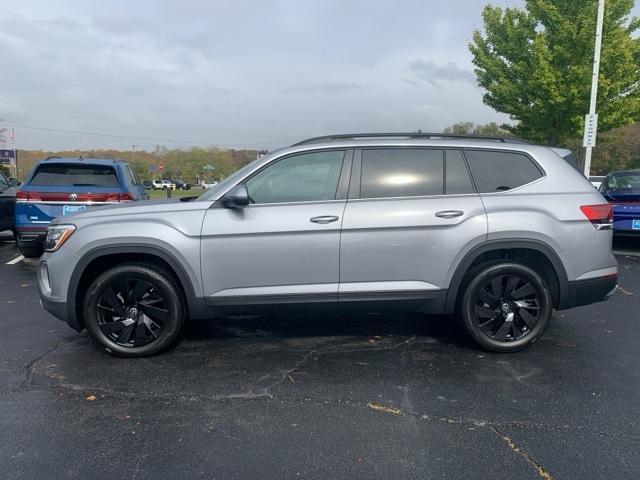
[152,180,176,190]
[201,180,218,190]
[589,176,605,190]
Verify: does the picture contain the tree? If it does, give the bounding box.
[469,0,640,145]
[443,122,513,136]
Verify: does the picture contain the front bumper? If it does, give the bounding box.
[38,260,83,331]
[563,275,617,309]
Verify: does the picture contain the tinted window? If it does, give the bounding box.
[30,164,120,187]
[465,150,542,193]
[124,167,139,186]
[361,148,443,198]
[245,150,345,204]
[0,174,8,187]
[445,150,474,194]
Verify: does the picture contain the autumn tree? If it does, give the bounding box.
[469,0,640,145]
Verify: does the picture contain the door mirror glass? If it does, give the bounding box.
[222,184,250,208]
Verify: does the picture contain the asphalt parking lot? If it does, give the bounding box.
[1,232,640,479]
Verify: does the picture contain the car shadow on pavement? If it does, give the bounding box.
[184,312,474,349]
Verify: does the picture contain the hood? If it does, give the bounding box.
[51,197,210,224]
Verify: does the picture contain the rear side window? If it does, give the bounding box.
[29,164,120,187]
[465,150,542,193]
[123,166,139,186]
[445,150,474,194]
[361,148,444,198]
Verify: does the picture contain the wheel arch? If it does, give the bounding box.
[444,239,569,314]
[67,244,207,331]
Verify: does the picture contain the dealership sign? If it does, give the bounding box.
[0,149,15,165]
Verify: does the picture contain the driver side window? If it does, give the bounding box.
[245,150,345,204]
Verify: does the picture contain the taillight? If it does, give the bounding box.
[105,192,134,202]
[580,204,613,229]
[16,191,42,201]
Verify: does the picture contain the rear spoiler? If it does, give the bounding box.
[550,147,582,174]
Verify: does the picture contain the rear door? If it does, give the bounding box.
[338,147,487,310]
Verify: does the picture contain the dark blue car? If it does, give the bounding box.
[600,170,640,235]
[15,157,148,257]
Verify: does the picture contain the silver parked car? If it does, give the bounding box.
[38,133,617,357]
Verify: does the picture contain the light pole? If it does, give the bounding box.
[583,0,605,177]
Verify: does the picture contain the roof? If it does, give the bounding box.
[38,157,127,166]
[291,132,529,147]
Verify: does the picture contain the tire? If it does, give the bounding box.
[83,263,186,357]
[458,262,553,352]
[19,243,43,258]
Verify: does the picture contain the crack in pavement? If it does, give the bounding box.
[7,334,85,394]
[492,427,553,479]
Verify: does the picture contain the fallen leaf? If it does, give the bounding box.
[367,401,401,415]
[85,394,97,401]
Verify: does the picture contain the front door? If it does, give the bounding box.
[200,149,351,314]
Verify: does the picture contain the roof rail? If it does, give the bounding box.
[291,132,529,147]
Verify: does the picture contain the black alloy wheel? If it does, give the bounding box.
[460,262,552,352]
[83,264,186,357]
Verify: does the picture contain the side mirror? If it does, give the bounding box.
[222,184,250,209]
[9,178,20,187]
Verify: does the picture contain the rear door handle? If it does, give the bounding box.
[435,210,464,219]
[310,215,339,224]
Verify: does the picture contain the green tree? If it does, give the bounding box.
[444,122,513,136]
[469,0,640,145]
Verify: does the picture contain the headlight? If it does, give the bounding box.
[45,224,76,252]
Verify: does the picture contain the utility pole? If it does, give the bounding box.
[583,0,605,177]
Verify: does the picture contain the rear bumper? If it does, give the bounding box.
[561,275,617,310]
[15,227,47,244]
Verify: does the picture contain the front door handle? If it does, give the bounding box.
[310,215,339,224]
[435,210,464,219]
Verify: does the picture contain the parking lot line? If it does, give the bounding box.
[6,255,24,265]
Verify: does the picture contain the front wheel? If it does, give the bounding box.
[458,262,553,352]
[83,264,186,357]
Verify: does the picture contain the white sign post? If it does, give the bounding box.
[583,0,605,177]
[583,113,598,148]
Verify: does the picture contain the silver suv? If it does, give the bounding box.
[38,133,617,357]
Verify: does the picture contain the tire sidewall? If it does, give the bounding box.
[83,264,185,357]
[461,263,553,352]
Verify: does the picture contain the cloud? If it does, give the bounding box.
[285,83,364,94]
[409,60,476,87]
[0,0,517,151]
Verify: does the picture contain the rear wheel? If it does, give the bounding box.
[458,262,552,352]
[83,264,186,357]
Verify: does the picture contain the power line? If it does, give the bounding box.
[0,122,295,149]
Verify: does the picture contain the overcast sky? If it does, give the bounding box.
[1,1,638,151]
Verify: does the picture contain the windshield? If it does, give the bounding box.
[605,173,640,193]
[196,158,263,201]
